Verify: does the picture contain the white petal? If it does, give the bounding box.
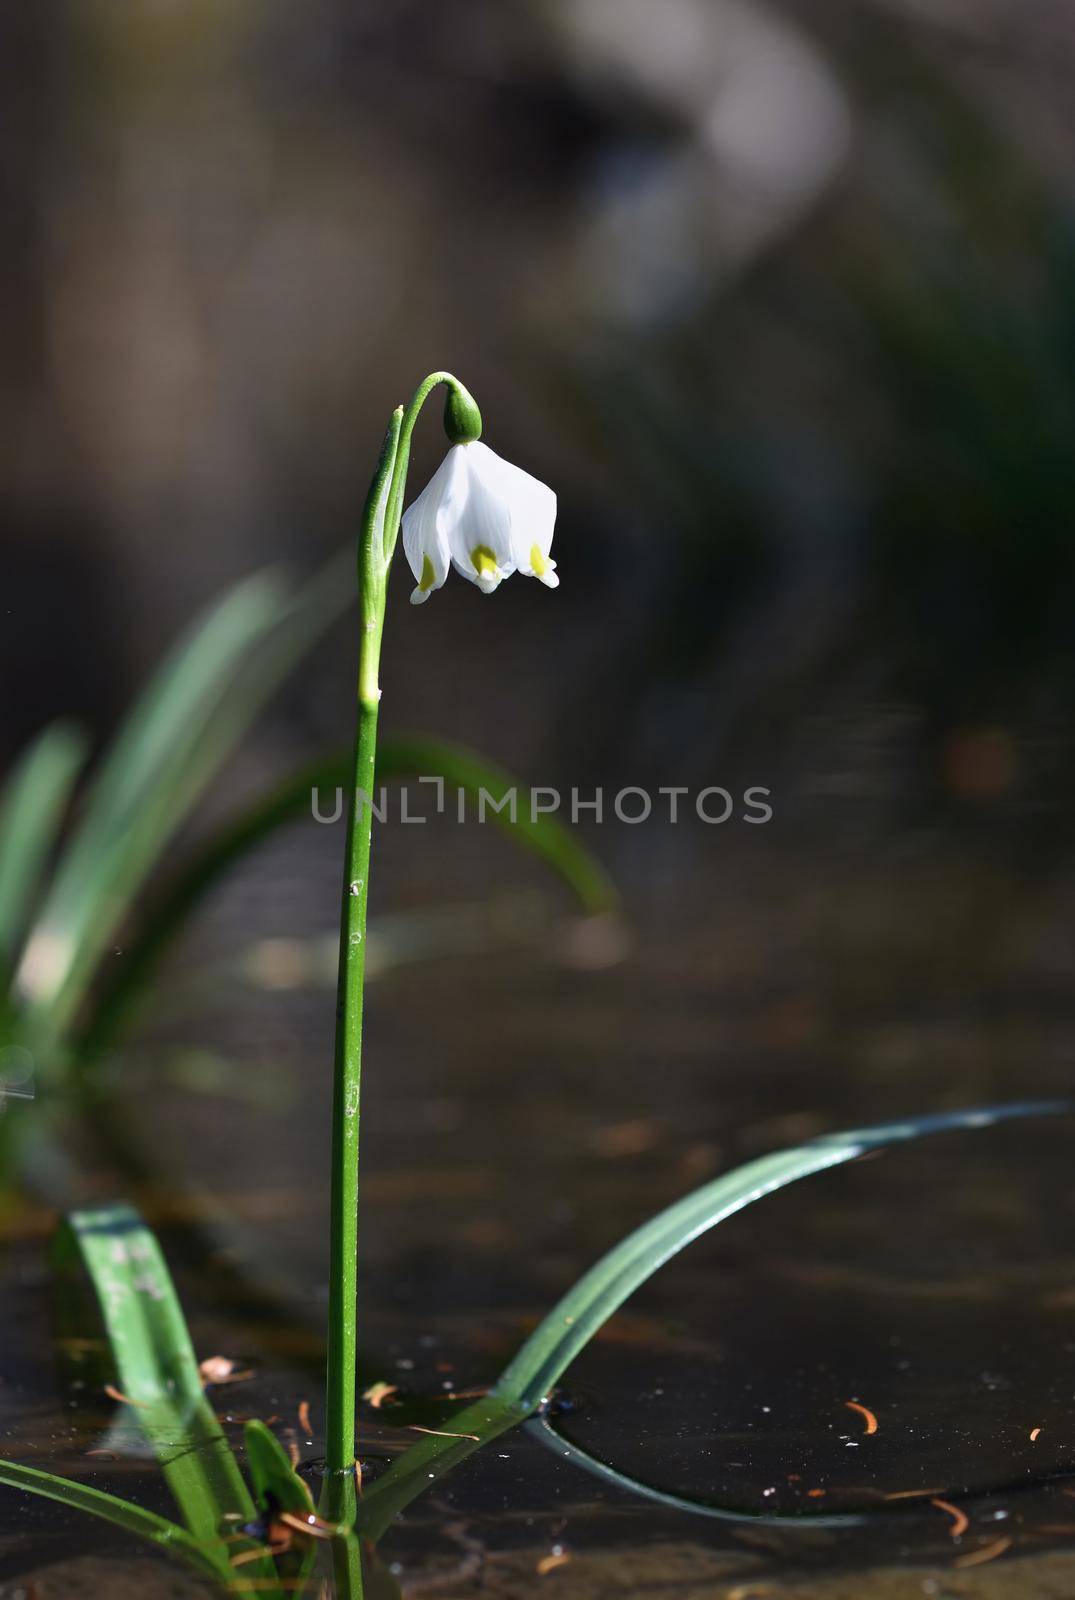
[462,443,558,588]
[402,446,469,603]
[501,462,558,583]
[449,442,516,593]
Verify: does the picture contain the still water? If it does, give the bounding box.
[2,825,1074,1597]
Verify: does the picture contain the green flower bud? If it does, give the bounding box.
[443,381,483,445]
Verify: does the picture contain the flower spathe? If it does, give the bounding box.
[402,441,558,604]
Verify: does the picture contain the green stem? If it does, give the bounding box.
[325,694,379,1477]
[382,371,480,565]
[325,410,398,1478]
[326,372,476,1479]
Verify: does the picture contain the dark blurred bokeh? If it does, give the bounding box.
[3,0,1074,837]
[4,2,1075,1591]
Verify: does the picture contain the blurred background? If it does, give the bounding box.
[3,1,1075,1591]
[5,0,1075,841]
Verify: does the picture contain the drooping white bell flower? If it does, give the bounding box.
[402,441,558,604]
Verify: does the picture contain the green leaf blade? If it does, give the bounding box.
[359,1099,1071,1540]
[493,1099,1070,1411]
[0,1459,226,1582]
[52,1204,279,1590]
[243,1420,315,1517]
[0,722,87,968]
[18,558,352,1061]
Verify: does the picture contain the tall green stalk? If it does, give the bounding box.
[325,372,481,1479]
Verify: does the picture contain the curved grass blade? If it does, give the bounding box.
[380,739,617,917]
[0,1460,225,1582]
[52,1204,279,1592]
[493,1099,1070,1411]
[81,737,617,1061]
[0,722,87,968]
[358,1100,1071,1540]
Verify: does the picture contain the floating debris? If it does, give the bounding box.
[1030,1426,1042,1442]
[362,1381,399,1409]
[590,1117,659,1158]
[536,1548,570,1576]
[230,1505,339,1565]
[199,1356,254,1387]
[953,1535,1012,1568]
[104,1383,147,1408]
[408,1424,480,1442]
[298,1399,312,1437]
[843,1400,878,1435]
[931,1498,970,1539]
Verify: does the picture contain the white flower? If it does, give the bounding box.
[402,441,558,605]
